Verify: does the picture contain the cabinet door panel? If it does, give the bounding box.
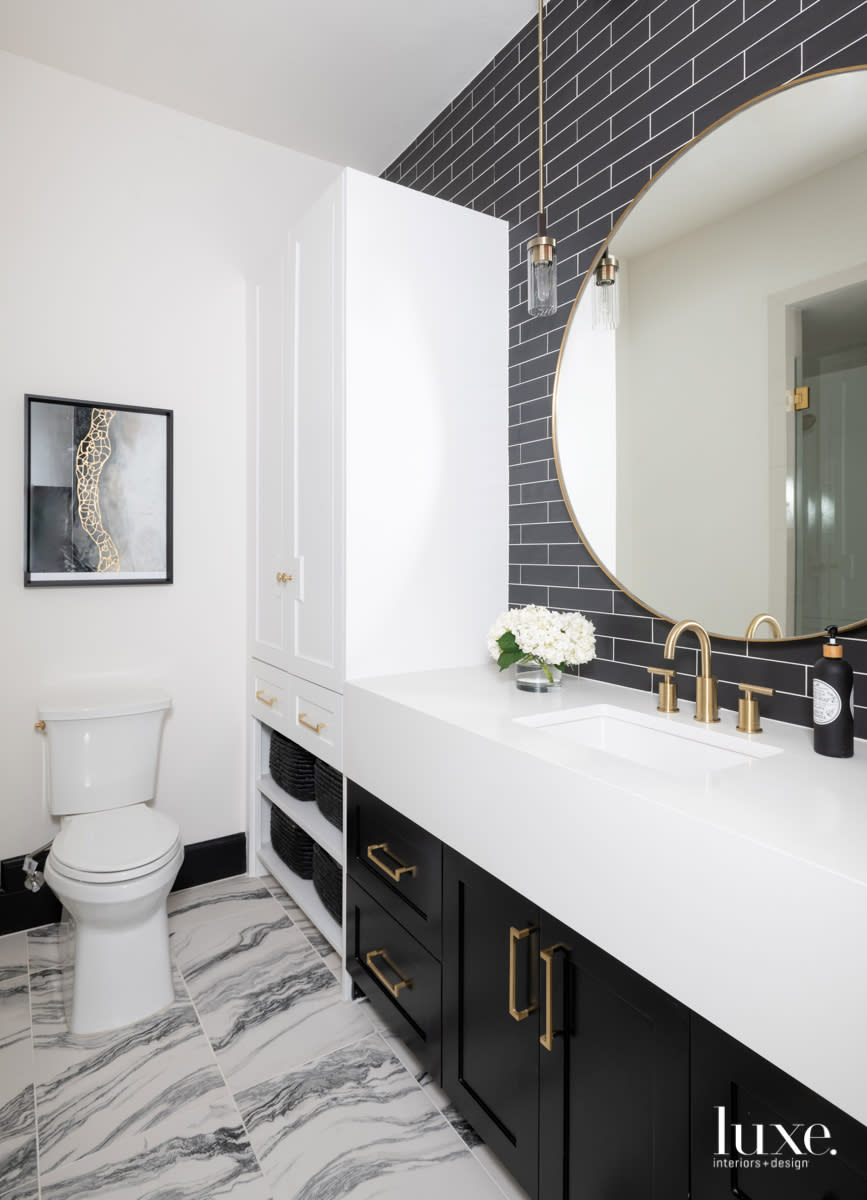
[347,877,441,1083]
[443,849,540,1198]
[348,781,442,956]
[539,914,689,1200]
[249,254,290,668]
[691,1015,867,1199]
[286,182,345,692]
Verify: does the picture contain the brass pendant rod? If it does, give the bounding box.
[537,0,545,228]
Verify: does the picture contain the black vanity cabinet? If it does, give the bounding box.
[538,911,690,1199]
[442,849,542,1196]
[691,1015,867,1199]
[346,781,443,1083]
[442,848,691,1199]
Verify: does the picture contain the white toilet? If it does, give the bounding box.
[39,687,183,1035]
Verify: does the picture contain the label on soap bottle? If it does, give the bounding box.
[814,679,842,725]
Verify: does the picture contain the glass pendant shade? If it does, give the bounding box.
[527,235,557,317]
[592,253,619,330]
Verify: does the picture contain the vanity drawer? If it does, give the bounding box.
[347,877,441,1083]
[347,781,441,957]
[249,660,343,770]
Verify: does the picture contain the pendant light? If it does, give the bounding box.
[527,0,556,317]
[592,251,620,330]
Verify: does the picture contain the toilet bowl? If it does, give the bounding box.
[38,688,183,1035]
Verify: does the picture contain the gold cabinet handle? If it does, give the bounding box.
[366,843,417,882]
[540,944,567,1051]
[275,572,293,583]
[509,925,538,1022]
[365,948,413,998]
[298,712,324,734]
[255,689,277,707]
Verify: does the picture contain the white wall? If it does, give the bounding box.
[0,51,340,858]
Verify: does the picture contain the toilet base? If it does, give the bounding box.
[45,845,183,1035]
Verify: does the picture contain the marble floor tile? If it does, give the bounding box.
[0,1083,38,1200]
[381,1033,484,1149]
[0,933,38,1200]
[237,1033,506,1200]
[170,876,370,1091]
[31,979,269,1198]
[262,880,335,959]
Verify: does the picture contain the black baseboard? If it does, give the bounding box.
[172,832,247,892]
[0,832,247,938]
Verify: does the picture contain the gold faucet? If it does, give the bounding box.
[745,613,782,640]
[664,619,719,723]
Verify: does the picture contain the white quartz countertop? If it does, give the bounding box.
[344,665,867,1126]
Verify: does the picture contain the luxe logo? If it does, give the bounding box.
[715,1107,837,1157]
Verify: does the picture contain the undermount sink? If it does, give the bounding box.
[515,704,782,778]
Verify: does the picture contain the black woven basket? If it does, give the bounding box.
[269,730,315,802]
[270,805,314,879]
[314,759,343,831]
[313,844,342,926]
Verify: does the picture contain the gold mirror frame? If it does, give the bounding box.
[552,64,867,643]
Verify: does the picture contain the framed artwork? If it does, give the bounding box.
[25,394,173,586]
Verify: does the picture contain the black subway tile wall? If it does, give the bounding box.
[382,0,867,728]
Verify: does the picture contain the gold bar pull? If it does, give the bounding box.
[34,720,45,731]
[509,925,538,1022]
[255,690,277,707]
[297,712,324,734]
[540,944,566,1051]
[366,843,417,882]
[365,948,413,998]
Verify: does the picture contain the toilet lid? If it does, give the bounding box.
[51,806,181,877]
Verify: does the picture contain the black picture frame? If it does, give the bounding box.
[24,394,173,587]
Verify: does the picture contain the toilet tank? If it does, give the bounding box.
[38,688,171,816]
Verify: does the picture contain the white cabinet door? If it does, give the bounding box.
[249,250,292,669]
[284,179,345,692]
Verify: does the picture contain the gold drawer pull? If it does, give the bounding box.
[366,948,413,998]
[509,924,538,1022]
[366,843,417,882]
[540,944,566,1050]
[255,689,277,707]
[298,712,325,734]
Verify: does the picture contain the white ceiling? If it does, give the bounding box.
[0,0,535,173]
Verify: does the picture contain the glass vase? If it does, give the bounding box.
[515,662,563,692]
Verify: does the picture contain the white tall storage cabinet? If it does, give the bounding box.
[247,168,508,962]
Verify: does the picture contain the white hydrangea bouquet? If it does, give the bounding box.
[488,604,596,689]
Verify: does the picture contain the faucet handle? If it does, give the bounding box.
[736,682,775,734]
[647,666,679,714]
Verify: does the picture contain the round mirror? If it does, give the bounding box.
[554,66,867,641]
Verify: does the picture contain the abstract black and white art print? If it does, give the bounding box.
[25,395,173,586]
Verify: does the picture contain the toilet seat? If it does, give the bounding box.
[50,806,182,884]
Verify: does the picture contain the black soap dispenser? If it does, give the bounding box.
[812,626,854,757]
